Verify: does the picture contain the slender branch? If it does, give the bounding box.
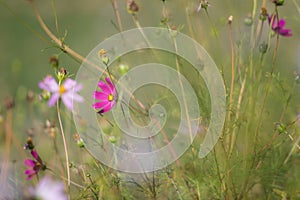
[111,0,123,32]
[56,102,71,187]
[226,18,235,151]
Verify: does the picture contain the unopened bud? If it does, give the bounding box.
[228,15,233,24]
[49,56,59,69]
[99,49,109,65]
[127,1,139,15]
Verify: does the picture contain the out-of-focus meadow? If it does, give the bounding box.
[0,0,300,199]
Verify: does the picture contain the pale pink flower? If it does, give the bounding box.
[39,76,83,110]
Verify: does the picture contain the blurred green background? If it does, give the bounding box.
[1,0,299,103]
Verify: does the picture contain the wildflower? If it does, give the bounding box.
[196,0,210,12]
[268,14,292,37]
[29,176,67,200]
[39,76,83,111]
[24,150,46,180]
[93,77,116,114]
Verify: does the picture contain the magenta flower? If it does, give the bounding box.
[39,76,84,110]
[93,77,117,113]
[268,14,292,37]
[24,150,46,180]
[29,176,67,200]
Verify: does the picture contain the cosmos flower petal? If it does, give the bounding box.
[63,78,77,90]
[61,95,73,111]
[278,19,286,28]
[48,93,60,107]
[24,159,35,167]
[94,91,108,100]
[268,14,292,37]
[101,101,115,113]
[97,81,111,94]
[31,150,39,160]
[25,169,36,176]
[38,76,58,92]
[73,83,83,92]
[93,101,110,109]
[26,174,35,181]
[105,77,115,93]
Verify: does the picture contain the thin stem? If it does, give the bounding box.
[226,20,236,151]
[253,12,280,156]
[51,0,60,35]
[229,67,248,156]
[292,0,300,15]
[56,101,71,187]
[111,0,123,32]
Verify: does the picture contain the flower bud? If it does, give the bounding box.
[109,135,117,144]
[127,0,139,15]
[27,90,35,103]
[259,42,268,54]
[272,0,284,6]
[99,49,109,65]
[118,63,129,75]
[228,15,233,25]
[259,7,268,21]
[74,134,85,148]
[57,68,68,82]
[39,90,51,101]
[49,55,59,69]
[24,137,35,150]
[244,16,253,26]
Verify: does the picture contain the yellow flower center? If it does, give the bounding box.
[59,85,66,95]
[108,94,114,102]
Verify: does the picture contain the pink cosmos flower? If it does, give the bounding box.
[268,14,292,37]
[24,150,46,180]
[93,77,117,114]
[29,176,67,200]
[39,76,83,110]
